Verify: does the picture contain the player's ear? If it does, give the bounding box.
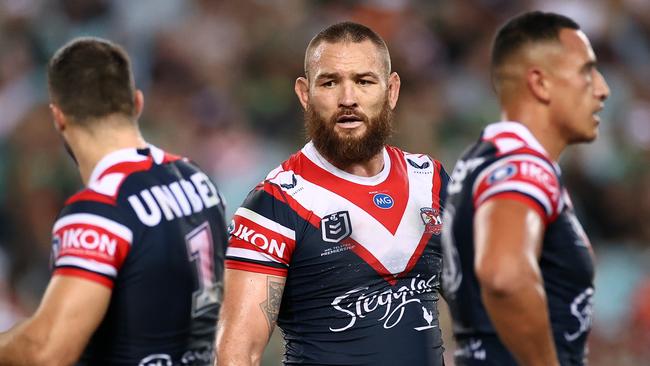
[527,68,551,104]
[50,103,67,132]
[295,76,310,110]
[388,72,401,110]
[134,89,144,119]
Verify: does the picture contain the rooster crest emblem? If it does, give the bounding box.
[420,207,442,235]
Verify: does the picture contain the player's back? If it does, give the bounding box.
[50,146,227,366]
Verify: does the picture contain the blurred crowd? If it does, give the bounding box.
[0,0,648,364]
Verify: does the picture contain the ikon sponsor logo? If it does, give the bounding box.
[520,162,558,193]
[231,223,287,259]
[59,227,117,256]
[329,274,439,332]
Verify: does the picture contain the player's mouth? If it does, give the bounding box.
[336,115,364,129]
[592,104,605,123]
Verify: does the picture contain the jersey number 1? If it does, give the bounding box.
[185,221,221,317]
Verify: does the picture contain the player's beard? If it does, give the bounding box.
[305,99,393,169]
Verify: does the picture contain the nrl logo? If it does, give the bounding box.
[420,207,442,235]
[321,211,352,243]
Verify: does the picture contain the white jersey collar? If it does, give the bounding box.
[301,141,391,186]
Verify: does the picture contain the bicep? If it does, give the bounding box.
[474,197,545,291]
[26,275,111,364]
[216,269,286,361]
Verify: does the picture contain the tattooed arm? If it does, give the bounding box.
[216,269,286,366]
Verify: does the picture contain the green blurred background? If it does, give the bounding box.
[0,0,648,364]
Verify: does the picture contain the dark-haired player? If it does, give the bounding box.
[442,11,609,366]
[0,37,228,365]
[216,22,449,365]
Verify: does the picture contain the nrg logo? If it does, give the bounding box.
[373,193,394,209]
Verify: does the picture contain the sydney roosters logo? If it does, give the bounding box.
[420,208,442,235]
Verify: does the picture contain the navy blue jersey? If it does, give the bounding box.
[50,146,227,366]
[442,122,595,366]
[226,142,449,365]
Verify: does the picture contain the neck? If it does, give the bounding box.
[330,150,386,177]
[501,101,567,161]
[65,120,147,185]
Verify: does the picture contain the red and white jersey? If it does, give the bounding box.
[226,142,450,365]
[50,145,228,366]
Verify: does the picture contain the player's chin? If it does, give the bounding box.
[574,127,599,144]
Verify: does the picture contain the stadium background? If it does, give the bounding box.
[0,0,648,364]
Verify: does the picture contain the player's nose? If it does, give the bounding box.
[594,69,610,102]
[338,81,358,108]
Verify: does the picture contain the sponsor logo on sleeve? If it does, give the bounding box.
[231,222,287,259]
[50,234,61,267]
[486,163,517,185]
[56,226,122,260]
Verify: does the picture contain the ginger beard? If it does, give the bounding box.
[305,98,393,169]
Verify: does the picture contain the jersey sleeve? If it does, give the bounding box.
[472,154,562,223]
[50,202,132,288]
[226,173,299,277]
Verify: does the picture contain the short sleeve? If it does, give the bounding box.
[226,177,298,277]
[472,154,562,223]
[51,206,132,289]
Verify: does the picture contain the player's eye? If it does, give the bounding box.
[321,80,336,87]
[358,79,374,86]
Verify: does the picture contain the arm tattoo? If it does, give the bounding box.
[259,277,284,331]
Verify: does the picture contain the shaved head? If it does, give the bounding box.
[304,21,391,81]
[491,11,579,95]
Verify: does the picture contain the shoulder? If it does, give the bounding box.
[51,199,133,288]
[390,145,450,180]
[473,151,562,221]
[54,198,132,241]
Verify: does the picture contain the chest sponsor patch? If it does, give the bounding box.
[373,193,394,209]
[329,274,439,332]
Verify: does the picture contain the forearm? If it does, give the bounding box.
[0,320,52,366]
[216,335,264,366]
[216,270,285,366]
[482,282,558,366]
